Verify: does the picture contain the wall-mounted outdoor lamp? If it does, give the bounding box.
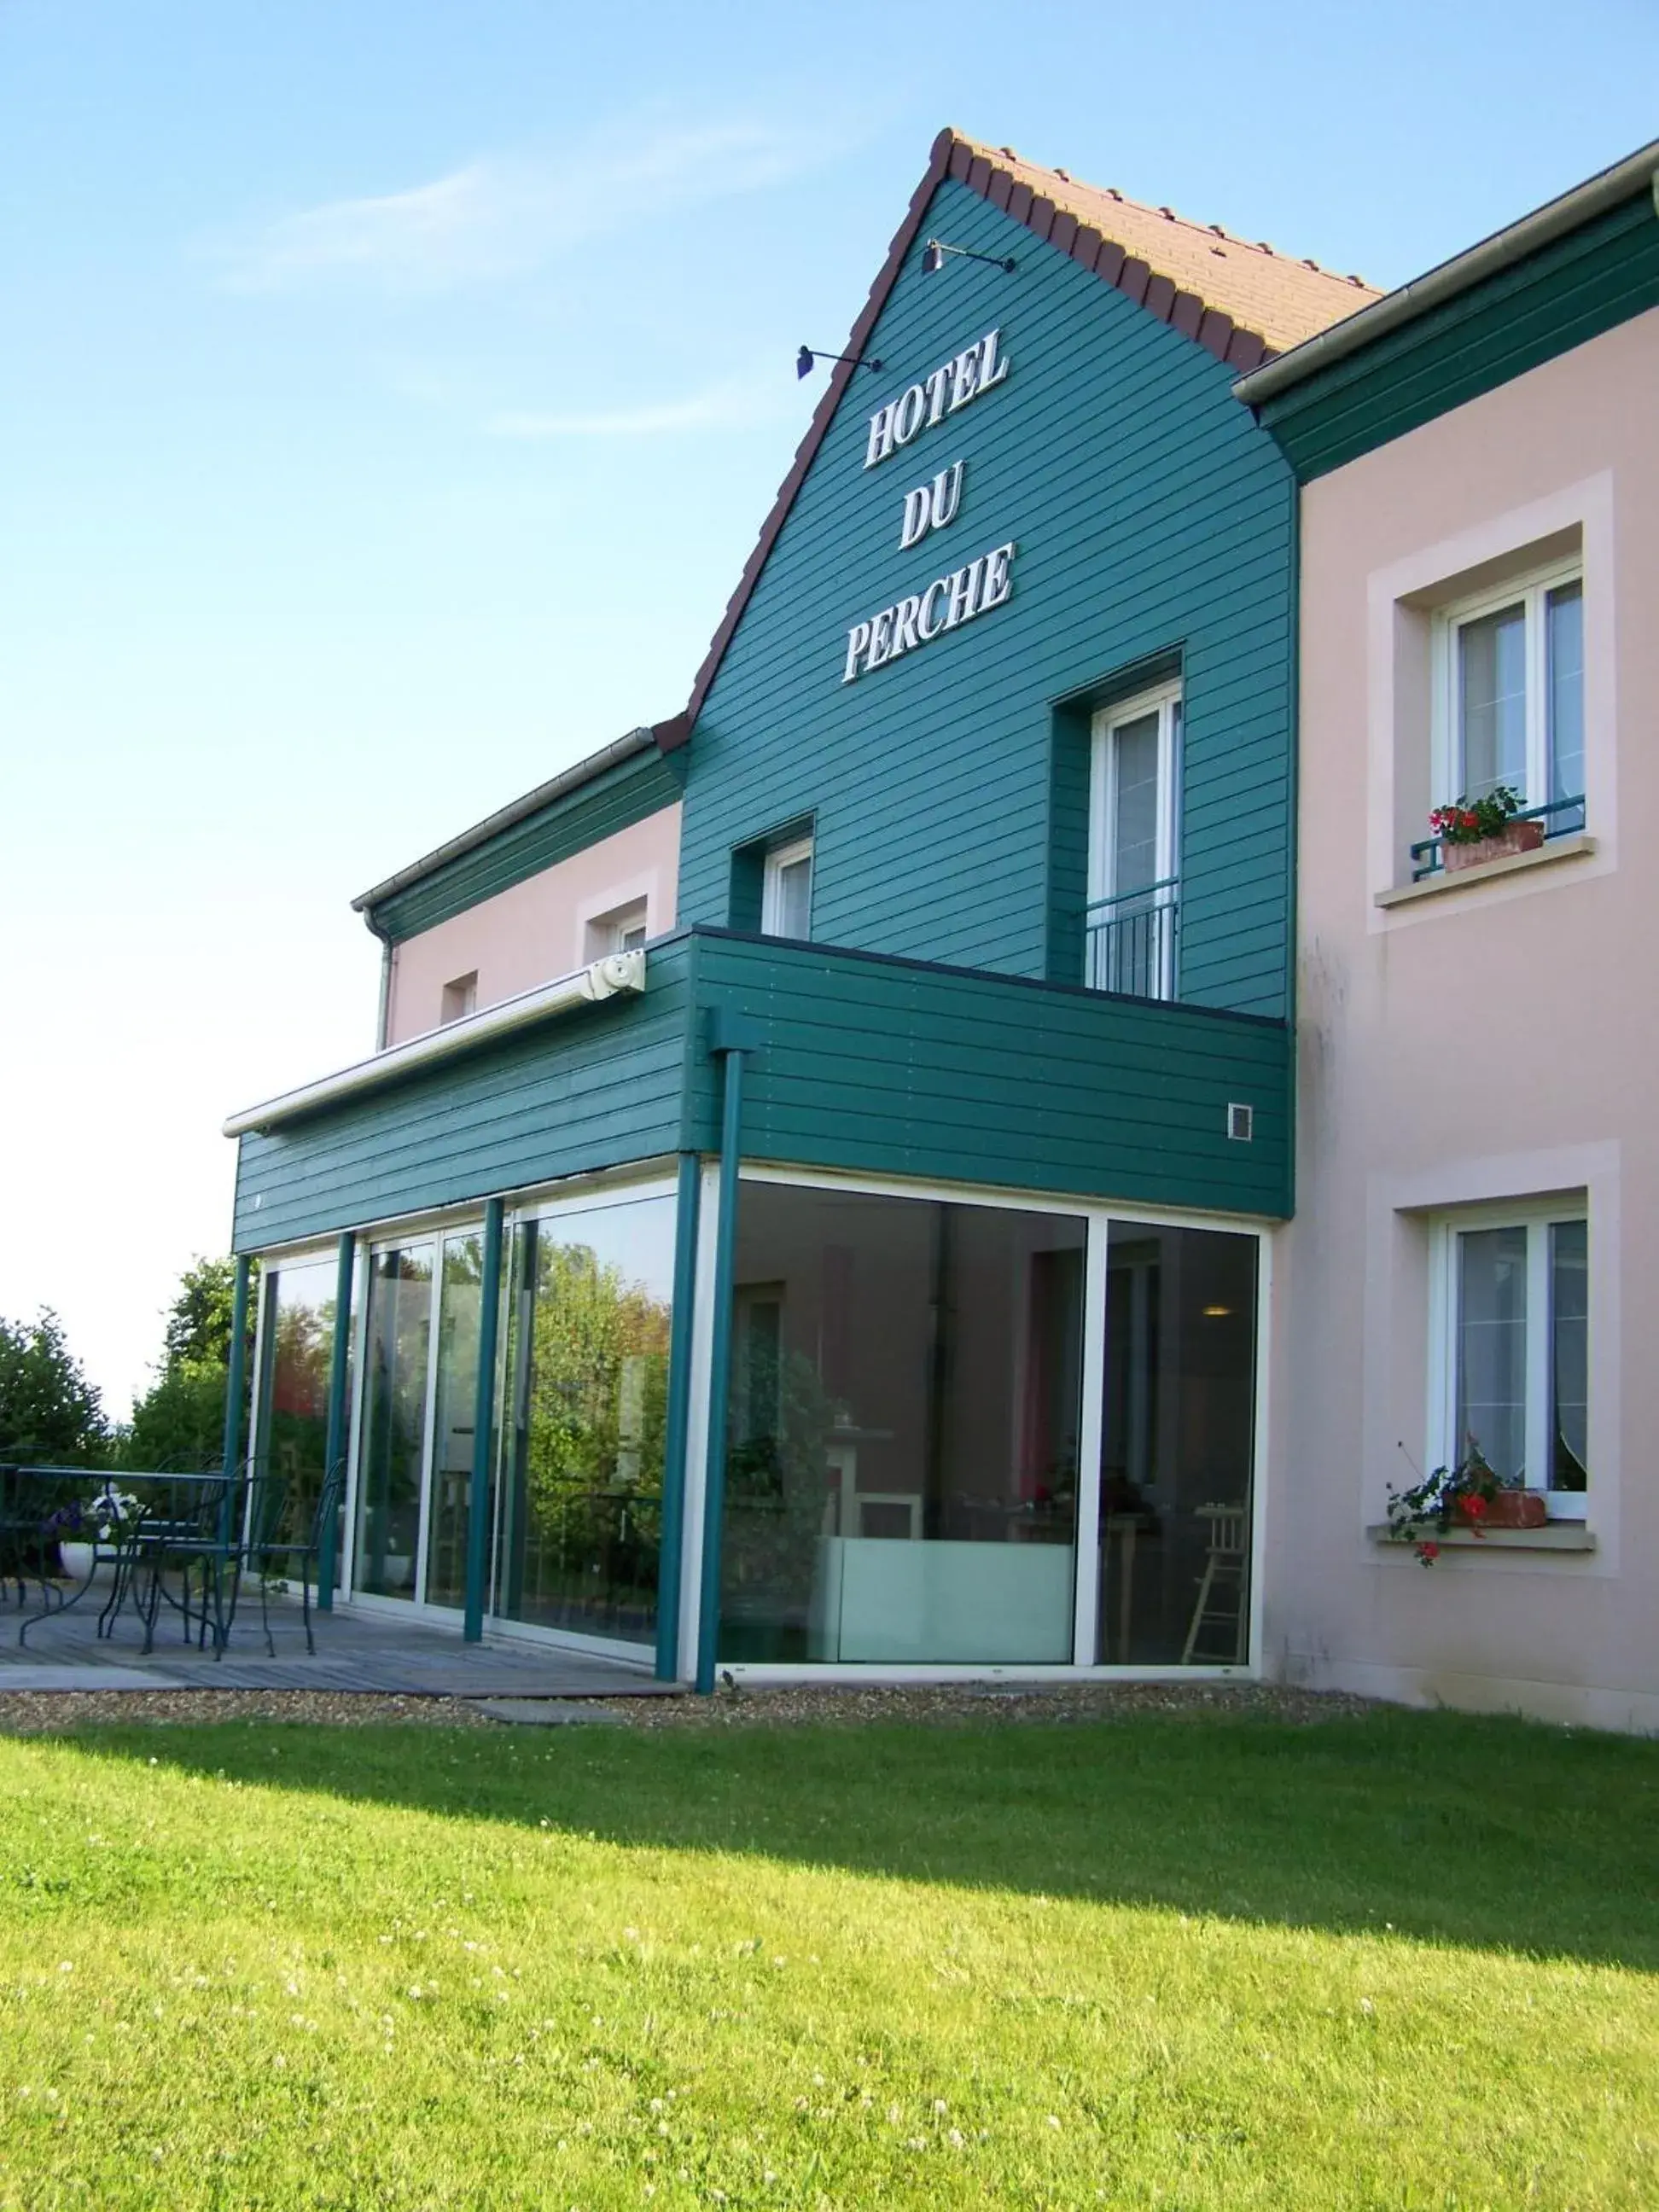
[922,238,1017,275]
[797,346,885,379]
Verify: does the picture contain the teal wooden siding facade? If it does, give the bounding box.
[368,746,685,944]
[1255,189,1659,481]
[684,933,1289,1217]
[234,928,1290,1251]
[673,178,1298,1022]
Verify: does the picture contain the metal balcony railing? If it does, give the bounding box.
[1084,878,1179,1002]
[1409,794,1586,882]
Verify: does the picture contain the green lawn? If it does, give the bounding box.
[2,1708,1656,2209]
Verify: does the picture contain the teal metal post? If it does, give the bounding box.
[317,1231,355,1612]
[463,1197,505,1644]
[654,1151,703,1681]
[221,1254,252,1478]
[696,1010,762,1695]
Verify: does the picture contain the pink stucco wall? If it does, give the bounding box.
[383,803,681,1045]
[1268,309,1659,1729]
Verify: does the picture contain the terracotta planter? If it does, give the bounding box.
[1454,1490,1548,1530]
[1442,819,1545,872]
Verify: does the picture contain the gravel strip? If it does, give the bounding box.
[603,1682,1378,1730]
[0,1681,1375,1735]
[0,1690,494,1734]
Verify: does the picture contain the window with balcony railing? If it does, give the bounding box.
[1086,682,1181,1002]
[1412,557,1586,882]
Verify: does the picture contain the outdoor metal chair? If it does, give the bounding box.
[236,1459,347,1656]
[132,1471,244,1655]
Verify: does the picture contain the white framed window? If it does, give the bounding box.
[1086,681,1181,999]
[1432,560,1584,830]
[761,835,814,940]
[439,972,477,1026]
[1428,1201,1589,1519]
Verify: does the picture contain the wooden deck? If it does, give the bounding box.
[0,1578,679,1698]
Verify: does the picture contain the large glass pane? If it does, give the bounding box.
[1550,1220,1588,1495]
[352,1246,433,1601]
[1095,1224,1258,1665]
[253,1252,346,1563]
[1455,1226,1528,1481]
[424,1231,484,1609]
[495,1196,676,1643]
[719,1183,1085,1665]
[1458,602,1528,802]
[1547,582,1585,830]
[774,854,812,940]
[1111,712,1161,894]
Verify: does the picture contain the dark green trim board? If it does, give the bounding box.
[1254,189,1659,481]
[367,747,685,944]
[696,1029,756,1696]
[317,1232,355,1612]
[232,928,1292,1256]
[654,1150,703,1683]
[463,1197,504,1644]
[221,1255,252,1478]
[674,180,1297,1021]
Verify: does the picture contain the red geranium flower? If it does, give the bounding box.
[1415,1540,1441,1564]
[1462,1493,1487,1519]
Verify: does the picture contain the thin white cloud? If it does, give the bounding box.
[487,381,776,439]
[222,117,811,295]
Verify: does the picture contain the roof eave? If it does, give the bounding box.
[351,725,661,922]
[1234,140,1659,409]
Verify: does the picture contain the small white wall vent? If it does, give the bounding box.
[1226,1102,1254,1143]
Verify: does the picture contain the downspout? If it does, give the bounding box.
[654,1150,704,1681]
[695,1008,764,1695]
[362,908,394,1051]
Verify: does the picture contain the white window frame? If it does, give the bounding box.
[1426,1197,1589,1520]
[761,835,814,939]
[1430,556,1583,816]
[1086,680,1182,997]
[439,972,477,1026]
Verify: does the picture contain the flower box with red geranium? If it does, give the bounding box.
[1430,786,1545,873]
[1385,1447,1549,1563]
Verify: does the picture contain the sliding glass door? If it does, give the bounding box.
[353,1244,434,1601]
[492,1192,676,1647]
[422,1231,486,1610]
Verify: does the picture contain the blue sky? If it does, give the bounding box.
[3,0,1655,1413]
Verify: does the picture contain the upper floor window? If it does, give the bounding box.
[1431,1203,1588,1520]
[439,972,477,1026]
[1087,683,1181,1000]
[584,899,648,961]
[1434,561,1584,835]
[762,835,814,940]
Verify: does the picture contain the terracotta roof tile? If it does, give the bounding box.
[953,135,1382,355]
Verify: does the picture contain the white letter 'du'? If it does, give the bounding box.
[928,461,964,532]
[899,484,932,550]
